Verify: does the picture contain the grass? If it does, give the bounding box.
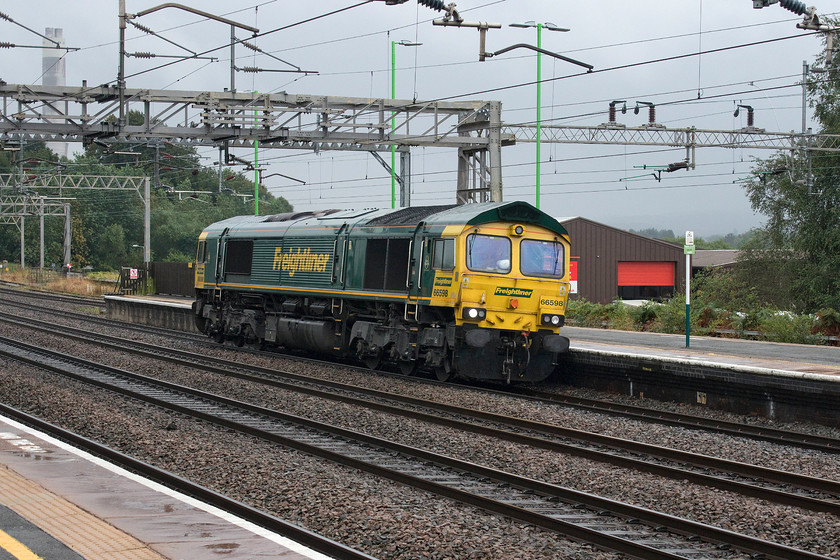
[0,268,118,297]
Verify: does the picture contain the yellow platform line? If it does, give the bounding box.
[0,529,43,560]
[0,464,166,560]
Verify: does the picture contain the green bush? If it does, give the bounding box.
[566,299,606,328]
[758,312,821,344]
[604,300,636,331]
[814,308,840,337]
[645,295,686,334]
[692,268,762,314]
[629,301,660,328]
[565,286,836,346]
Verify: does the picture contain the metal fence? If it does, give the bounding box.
[116,266,150,295]
[150,262,195,296]
[116,262,194,296]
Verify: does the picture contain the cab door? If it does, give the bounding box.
[215,228,229,283]
[331,222,349,290]
[422,234,458,306]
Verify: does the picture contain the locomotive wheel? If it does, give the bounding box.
[213,331,224,344]
[363,348,383,370]
[434,353,452,382]
[397,360,417,376]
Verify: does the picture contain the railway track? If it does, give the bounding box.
[0,335,831,560]
[0,283,106,312]
[0,292,206,344]
[510,385,840,453]
[4,311,840,519]
[3,289,839,459]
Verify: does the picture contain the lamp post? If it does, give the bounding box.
[390,40,422,208]
[510,22,569,210]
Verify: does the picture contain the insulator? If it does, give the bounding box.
[648,105,656,124]
[0,42,13,49]
[608,105,616,123]
[242,66,260,73]
[242,40,260,52]
[417,0,446,11]
[0,12,11,22]
[780,0,807,15]
[746,108,754,128]
[131,21,154,34]
[131,52,154,58]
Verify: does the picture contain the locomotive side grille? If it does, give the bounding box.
[365,205,456,226]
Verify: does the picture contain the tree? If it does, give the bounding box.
[738,28,840,313]
[0,136,292,271]
[94,223,129,271]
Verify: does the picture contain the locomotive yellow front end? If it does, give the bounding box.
[431,220,571,383]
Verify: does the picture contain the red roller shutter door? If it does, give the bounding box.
[617,261,675,286]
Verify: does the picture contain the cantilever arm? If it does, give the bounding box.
[131,3,259,34]
[489,43,593,71]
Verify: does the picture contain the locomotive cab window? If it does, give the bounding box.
[196,240,206,263]
[466,234,511,274]
[432,238,455,271]
[520,239,565,278]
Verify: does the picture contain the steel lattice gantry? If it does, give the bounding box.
[0,174,151,264]
[0,83,507,204]
[502,123,840,162]
[0,194,72,268]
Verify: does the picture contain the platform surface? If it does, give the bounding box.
[564,326,840,380]
[0,414,334,560]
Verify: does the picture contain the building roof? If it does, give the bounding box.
[692,249,740,268]
[556,216,682,253]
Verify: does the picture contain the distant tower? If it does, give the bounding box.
[43,28,68,158]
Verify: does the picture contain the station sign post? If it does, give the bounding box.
[684,231,695,348]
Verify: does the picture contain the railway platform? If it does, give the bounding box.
[0,413,336,560]
[560,326,840,426]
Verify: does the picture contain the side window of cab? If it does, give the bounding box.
[432,238,455,271]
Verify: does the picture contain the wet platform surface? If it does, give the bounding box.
[564,326,840,380]
[0,414,334,560]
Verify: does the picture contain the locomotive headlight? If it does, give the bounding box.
[541,313,564,327]
[462,307,487,321]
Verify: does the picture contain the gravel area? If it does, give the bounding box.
[0,357,615,560]
[1,294,839,558]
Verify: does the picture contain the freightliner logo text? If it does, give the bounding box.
[273,247,330,276]
[493,287,533,298]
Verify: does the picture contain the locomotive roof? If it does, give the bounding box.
[201,201,567,236]
[422,201,568,236]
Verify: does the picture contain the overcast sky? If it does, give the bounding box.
[1,0,831,236]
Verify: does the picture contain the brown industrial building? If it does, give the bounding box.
[558,217,687,304]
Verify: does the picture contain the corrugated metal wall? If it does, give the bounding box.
[150,262,195,296]
[559,218,685,304]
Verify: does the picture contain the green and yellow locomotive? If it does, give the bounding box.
[193,201,571,383]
